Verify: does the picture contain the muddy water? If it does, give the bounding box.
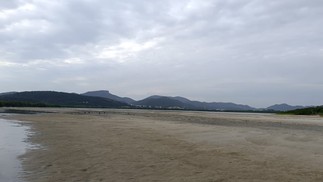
[0,118,30,182]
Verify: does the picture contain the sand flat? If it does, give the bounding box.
[4,108,323,181]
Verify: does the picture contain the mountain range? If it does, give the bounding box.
[0,90,309,111]
[81,91,255,110]
[134,95,255,111]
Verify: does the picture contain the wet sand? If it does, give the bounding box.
[4,108,323,181]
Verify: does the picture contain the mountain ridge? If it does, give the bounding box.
[82,90,135,104]
[0,91,128,108]
[135,95,255,111]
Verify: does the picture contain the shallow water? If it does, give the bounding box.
[0,117,30,182]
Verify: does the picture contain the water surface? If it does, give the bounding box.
[0,117,30,182]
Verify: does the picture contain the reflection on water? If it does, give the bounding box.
[0,118,30,182]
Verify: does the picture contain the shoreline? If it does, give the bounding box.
[3,108,323,181]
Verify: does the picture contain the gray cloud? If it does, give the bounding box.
[0,0,323,107]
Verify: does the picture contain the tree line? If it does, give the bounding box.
[0,101,55,107]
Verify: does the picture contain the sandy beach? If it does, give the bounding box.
[3,108,323,181]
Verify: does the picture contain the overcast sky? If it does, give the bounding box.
[0,0,322,107]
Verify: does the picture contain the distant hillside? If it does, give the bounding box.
[282,106,323,116]
[202,102,255,111]
[162,95,254,110]
[134,95,255,111]
[266,103,305,111]
[135,96,196,109]
[0,91,128,108]
[82,90,135,104]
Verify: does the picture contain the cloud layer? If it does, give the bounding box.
[1,0,323,107]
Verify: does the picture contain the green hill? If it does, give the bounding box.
[282,106,323,116]
[0,91,128,108]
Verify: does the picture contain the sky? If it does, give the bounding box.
[0,0,322,108]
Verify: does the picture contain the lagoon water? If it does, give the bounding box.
[0,117,30,182]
